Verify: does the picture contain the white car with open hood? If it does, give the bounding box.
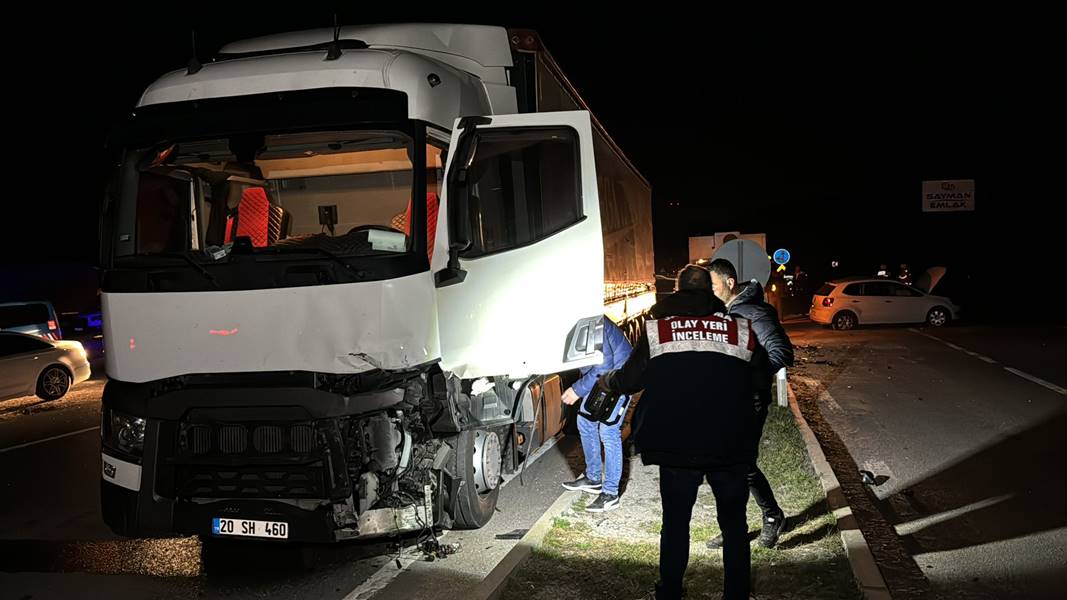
[809,267,960,330]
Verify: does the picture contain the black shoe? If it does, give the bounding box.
[758,511,787,548]
[585,493,620,513]
[705,533,724,549]
[561,475,602,493]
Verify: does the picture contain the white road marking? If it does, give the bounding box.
[0,426,99,454]
[909,331,998,364]
[818,389,844,412]
[1004,368,1067,396]
[909,330,1064,396]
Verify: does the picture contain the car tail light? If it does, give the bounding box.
[48,320,58,331]
[821,297,834,307]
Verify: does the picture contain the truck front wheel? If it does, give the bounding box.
[451,429,502,529]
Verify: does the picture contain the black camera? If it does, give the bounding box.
[578,379,627,425]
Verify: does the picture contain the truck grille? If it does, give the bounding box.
[219,425,248,454]
[161,419,341,501]
[176,465,325,498]
[181,423,317,456]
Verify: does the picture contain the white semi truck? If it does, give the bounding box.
[99,24,654,542]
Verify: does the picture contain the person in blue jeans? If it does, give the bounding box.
[561,316,633,512]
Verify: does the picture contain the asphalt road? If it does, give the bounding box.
[787,320,1067,600]
[0,376,581,600]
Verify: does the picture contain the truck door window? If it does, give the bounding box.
[460,127,581,257]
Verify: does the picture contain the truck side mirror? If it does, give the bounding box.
[436,117,490,288]
[436,167,472,287]
[436,125,482,288]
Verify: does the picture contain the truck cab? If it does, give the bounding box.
[99,24,653,543]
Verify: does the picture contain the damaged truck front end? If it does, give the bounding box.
[101,366,536,541]
[98,88,535,542]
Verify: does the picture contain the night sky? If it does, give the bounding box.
[3,7,1059,316]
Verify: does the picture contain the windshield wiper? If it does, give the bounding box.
[133,252,220,289]
[263,247,363,279]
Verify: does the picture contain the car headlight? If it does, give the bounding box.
[103,409,146,456]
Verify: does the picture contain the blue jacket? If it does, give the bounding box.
[573,317,633,401]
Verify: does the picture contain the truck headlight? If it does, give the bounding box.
[103,409,146,456]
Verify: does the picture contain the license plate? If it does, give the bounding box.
[211,517,288,539]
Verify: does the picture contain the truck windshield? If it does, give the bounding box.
[116,130,440,259]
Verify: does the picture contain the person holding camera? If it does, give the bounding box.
[560,316,633,513]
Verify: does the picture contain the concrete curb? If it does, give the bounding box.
[469,488,580,600]
[786,381,892,600]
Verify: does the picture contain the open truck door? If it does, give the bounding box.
[433,111,605,379]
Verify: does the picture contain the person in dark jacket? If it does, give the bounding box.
[707,258,795,549]
[600,265,755,600]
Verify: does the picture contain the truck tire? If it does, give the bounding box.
[451,429,501,529]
